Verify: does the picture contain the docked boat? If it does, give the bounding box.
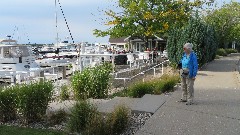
[36,41,78,67]
[0,38,40,83]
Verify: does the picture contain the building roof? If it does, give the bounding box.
[109,37,128,43]
[124,35,164,41]
[109,35,165,43]
[0,39,17,44]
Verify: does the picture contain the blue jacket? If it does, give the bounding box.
[180,52,198,78]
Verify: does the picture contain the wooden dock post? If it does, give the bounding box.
[40,71,45,81]
[11,75,16,85]
[62,66,67,79]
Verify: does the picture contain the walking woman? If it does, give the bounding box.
[179,43,198,105]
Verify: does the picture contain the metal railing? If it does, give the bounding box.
[113,60,169,88]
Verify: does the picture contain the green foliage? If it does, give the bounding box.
[216,48,238,56]
[127,74,179,97]
[109,88,129,99]
[153,75,180,94]
[85,105,130,135]
[215,55,220,59]
[17,81,53,123]
[204,2,240,47]
[106,105,130,135]
[47,109,68,126]
[94,0,208,46]
[225,48,238,54]
[71,63,112,100]
[167,13,218,66]
[0,125,65,135]
[67,101,130,135]
[0,86,18,122]
[67,101,99,133]
[216,48,227,56]
[84,112,106,135]
[128,81,155,98]
[59,85,70,101]
[0,82,53,123]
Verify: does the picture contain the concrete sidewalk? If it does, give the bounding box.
[135,56,240,135]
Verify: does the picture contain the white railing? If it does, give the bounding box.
[113,60,169,87]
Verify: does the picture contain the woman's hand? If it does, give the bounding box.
[192,77,196,80]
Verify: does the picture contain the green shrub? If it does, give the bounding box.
[17,81,53,123]
[225,48,238,54]
[162,80,177,93]
[167,13,218,67]
[128,81,154,98]
[67,101,99,133]
[60,85,70,101]
[84,112,106,135]
[67,102,130,135]
[153,75,179,94]
[216,48,227,56]
[71,68,92,100]
[215,55,220,59]
[109,88,129,99]
[47,109,68,126]
[0,86,18,122]
[106,105,130,135]
[71,63,112,100]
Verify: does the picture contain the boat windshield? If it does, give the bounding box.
[3,46,30,58]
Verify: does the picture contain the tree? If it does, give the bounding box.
[167,13,218,66]
[94,0,207,47]
[204,1,240,48]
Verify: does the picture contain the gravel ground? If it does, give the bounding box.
[0,112,152,134]
[122,113,152,135]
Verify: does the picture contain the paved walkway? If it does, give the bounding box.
[135,55,240,135]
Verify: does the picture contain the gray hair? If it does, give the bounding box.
[183,43,193,51]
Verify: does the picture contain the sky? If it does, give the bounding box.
[0,0,117,44]
[0,0,237,44]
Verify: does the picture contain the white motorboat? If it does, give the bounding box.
[36,41,78,67]
[0,38,40,82]
[55,41,78,58]
[39,44,56,53]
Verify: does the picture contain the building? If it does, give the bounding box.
[109,35,166,52]
[108,37,128,50]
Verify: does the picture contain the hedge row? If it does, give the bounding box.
[167,14,218,66]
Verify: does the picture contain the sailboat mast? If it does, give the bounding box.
[55,0,59,48]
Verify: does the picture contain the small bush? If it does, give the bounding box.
[67,101,99,133]
[162,80,177,93]
[216,48,227,56]
[225,48,238,54]
[60,85,70,101]
[0,86,18,122]
[153,75,180,94]
[67,102,130,135]
[18,81,53,123]
[47,109,68,126]
[72,63,112,100]
[109,88,128,99]
[128,82,154,98]
[106,105,130,135]
[215,55,220,59]
[84,112,106,135]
